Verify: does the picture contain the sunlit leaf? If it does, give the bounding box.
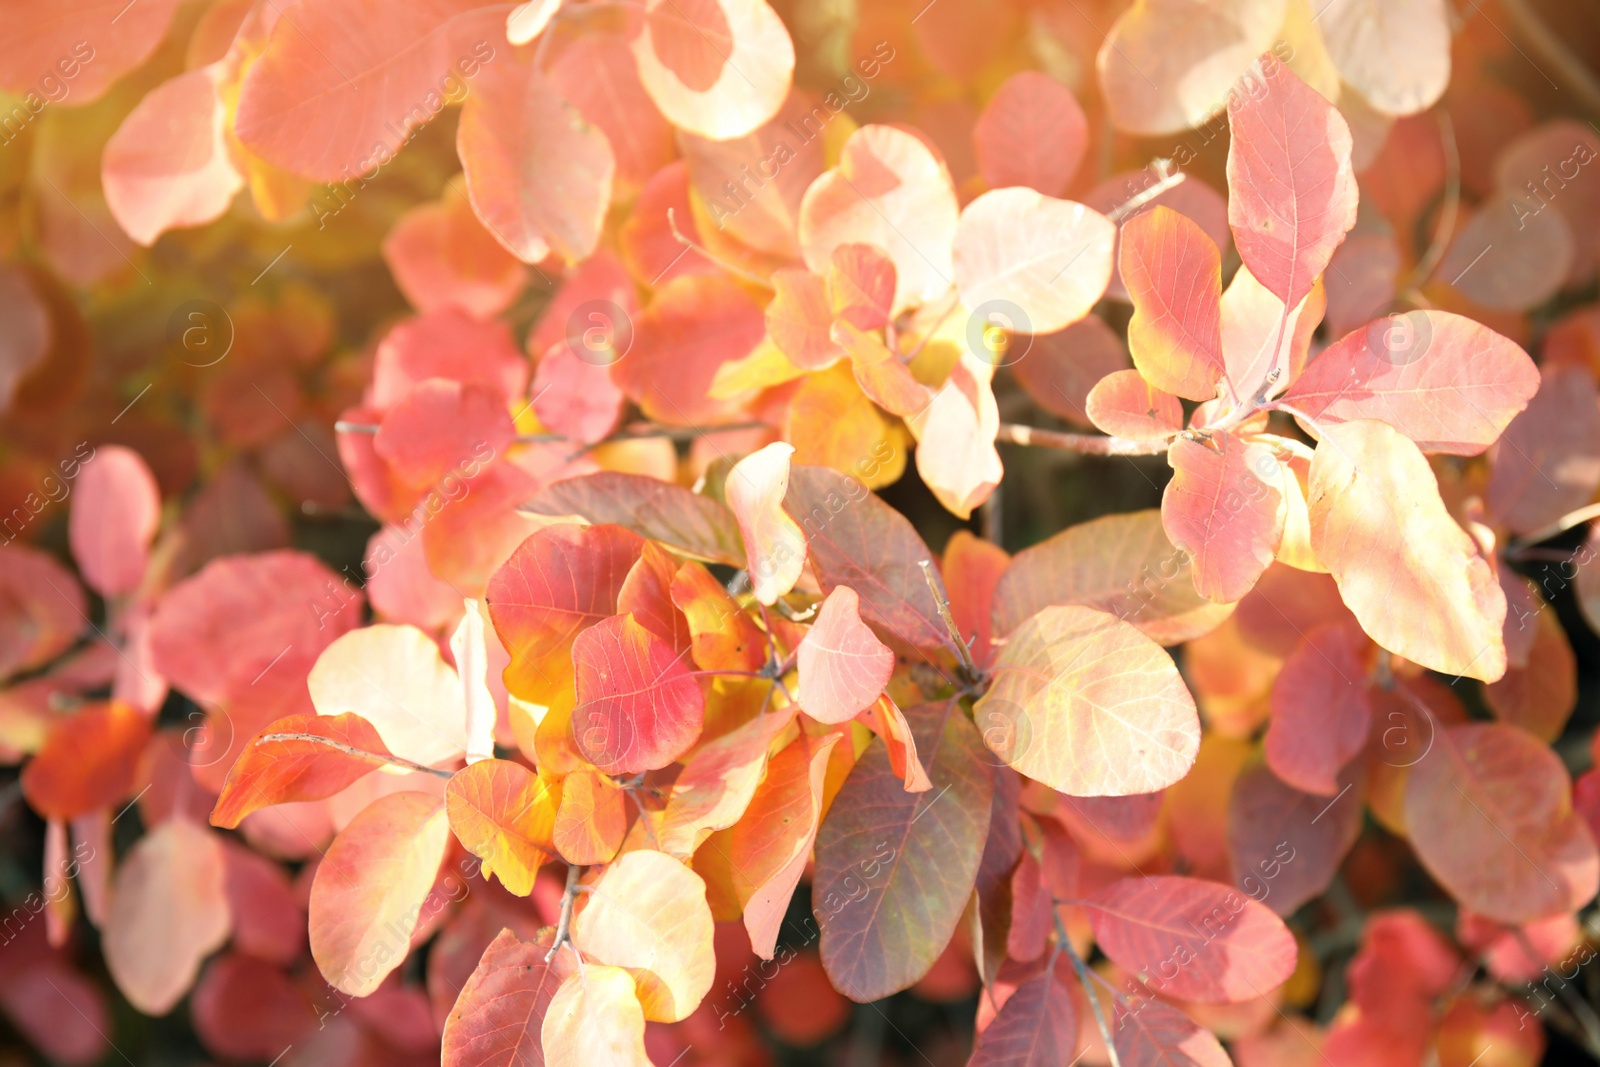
[1121,206,1225,401]
[308,623,468,768]
[797,586,895,723]
[572,613,704,774]
[541,966,651,1067]
[442,928,569,1067]
[630,0,794,140]
[445,758,559,896]
[1161,434,1285,604]
[727,442,807,605]
[210,713,389,829]
[973,71,1088,198]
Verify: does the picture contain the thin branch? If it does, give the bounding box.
[255,733,455,779]
[545,863,583,963]
[1105,163,1187,224]
[1512,501,1600,548]
[996,423,1170,456]
[1402,109,1460,292]
[1498,0,1600,118]
[336,418,769,445]
[918,559,979,679]
[1054,908,1123,1067]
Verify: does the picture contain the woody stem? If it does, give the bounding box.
[995,424,1170,456]
[255,733,455,779]
[1054,907,1123,1067]
[918,559,979,679]
[546,863,584,964]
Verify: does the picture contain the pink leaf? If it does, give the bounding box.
[1085,368,1182,441]
[1226,54,1358,309]
[797,586,894,723]
[1161,435,1285,604]
[1264,624,1372,795]
[69,445,160,598]
[572,613,704,774]
[0,1,178,106]
[972,71,1088,197]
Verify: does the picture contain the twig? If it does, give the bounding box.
[995,424,1170,456]
[918,559,979,679]
[255,733,455,779]
[1512,501,1600,548]
[336,418,769,445]
[1498,0,1600,118]
[1054,908,1123,1067]
[545,863,583,963]
[1403,110,1460,292]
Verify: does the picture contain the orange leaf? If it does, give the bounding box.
[554,770,628,865]
[1120,205,1225,401]
[210,712,390,829]
[658,710,788,859]
[22,701,151,821]
[1085,368,1182,441]
[445,758,559,896]
[670,559,768,673]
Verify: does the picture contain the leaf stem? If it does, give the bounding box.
[1498,0,1600,118]
[545,863,584,964]
[1053,907,1123,1067]
[918,559,980,680]
[1511,501,1600,549]
[254,733,455,779]
[995,424,1170,456]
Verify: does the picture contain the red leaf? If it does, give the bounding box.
[441,928,570,1067]
[1086,874,1298,1003]
[0,543,86,680]
[373,379,515,489]
[22,701,152,821]
[210,713,389,829]
[973,71,1088,198]
[382,184,530,319]
[1283,310,1539,456]
[547,30,674,197]
[1226,54,1358,308]
[572,613,704,774]
[191,953,316,1061]
[1120,206,1226,401]
[968,966,1077,1067]
[458,63,614,265]
[371,307,529,412]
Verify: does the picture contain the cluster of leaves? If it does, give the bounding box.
[6,1,1600,1067]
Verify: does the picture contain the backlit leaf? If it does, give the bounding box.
[554,769,627,865]
[953,187,1115,336]
[441,928,570,1067]
[1307,419,1506,681]
[572,613,704,774]
[540,966,651,1067]
[1405,723,1599,924]
[522,473,745,567]
[571,849,716,1023]
[210,713,390,829]
[977,605,1200,796]
[1121,206,1225,401]
[308,623,468,768]
[797,586,895,723]
[972,71,1088,198]
[1317,0,1451,116]
[658,710,786,859]
[1161,434,1285,604]
[308,790,451,996]
[1086,874,1298,1002]
[0,0,180,106]
[1226,54,1358,309]
[814,700,992,1001]
[445,758,559,896]
[630,0,794,141]
[1085,369,1182,441]
[22,700,151,821]
[726,442,807,605]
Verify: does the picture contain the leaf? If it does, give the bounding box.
[1010,315,1132,428]
[1161,434,1285,604]
[973,71,1088,198]
[1485,362,1600,535]
[1120,205,1226,401]
[828,244,896,331]
[1316,0,1451,116]
[670,560,768,673]
[1307,419,1506,681]
[1228,761,1364,917]
[831,318,935,417]
[657,711,785,859]
[968,966,1077,1067]
[629,0,794,140]
[1219,263,1325,401]
[727,442,807,605]
[799,124,960,315]
[458,64,613,265]
[786,363,909,491]
[992,509,1234,646]
[103,818,231,1015]
[1086,874,1298,1002]
[0,266,50,416]
[572,613,704,774]
[798,586,895,723]
[812,704,991,1001]
[210,713,390,829]
[445,758,559,896]
[531,341,626,446]
[506,0,562,45]
[1484,603,1577,743]
[617,542,692,653]
[1226,54,1358,309]
[909,356,1004,519]
[1405,723,1599,924]
[308,790,451,996]
[486,523,645,702]
[383,183,530,319]
[442,928,570,1067]
[1099,0,1286,136]
[612,274,766,426]
[234,0,502,181]
[976,605,1200,796]
[1111,998,1232,1067]
[308,623,468,768]
[1283,310,1539,456]
[1085,369,1182,441]
[540,966,651,1067]
[0,0,180,105]
[22,701,152,822]
[522,473,745,567]
[103,64,243,246]
[766,268,844,370]
[1264,624,1372,795]
[863,695,932,793]
[728,730,841,958]
[953,188,1115,336]
[452,600,498,765]
[1440,191,1573,311]
[942,530,1008,668]
[554,770,627,865]
[571,849,716,1023]
[784,464,953,653]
